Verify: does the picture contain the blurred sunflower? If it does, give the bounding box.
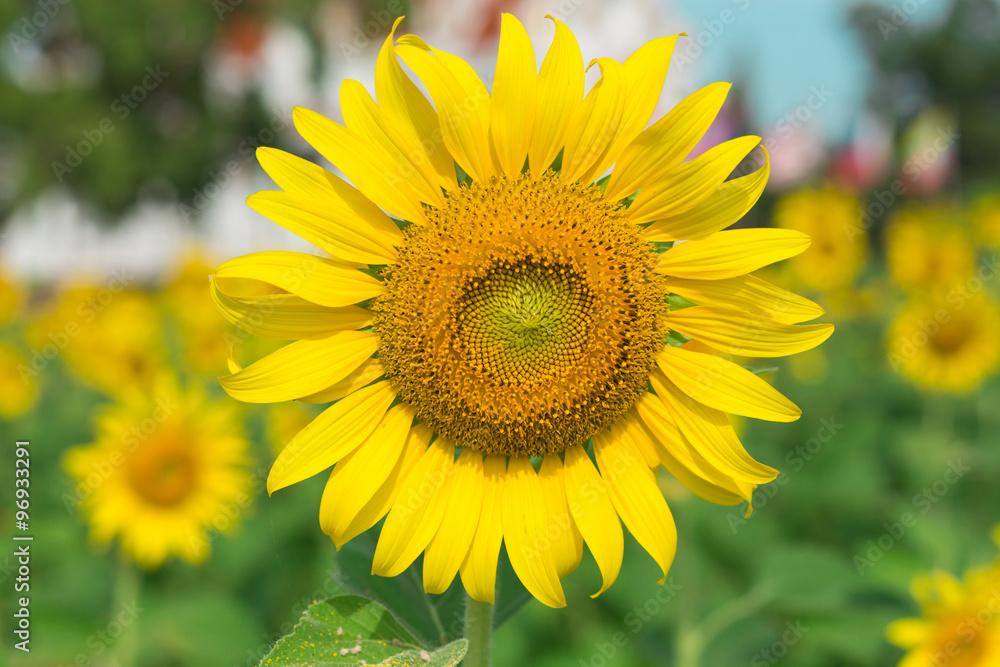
[0,269,25,325]
[213,15,832,607]
[774,186,867,292]
[970,194,1000,249]
[64,375,251,569]
[28,286,167,397]
[0,342,37,419]
[887,206,977,293]
[162,257,234,375]
[887,293,1000,393]
[888,543,1000,667]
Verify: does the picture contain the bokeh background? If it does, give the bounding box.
[2,0,1000,665]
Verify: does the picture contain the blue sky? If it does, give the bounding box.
[672,0,951,142]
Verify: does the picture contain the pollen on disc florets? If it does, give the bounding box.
[372,171,668,457]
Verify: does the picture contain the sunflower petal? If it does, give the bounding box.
[628,136,761,225]
[298,358,385,404]
[607,81,730,201]
[373,438,453,577]
[490,13,537,178]
[595,427,677,584]
[658,345,801,422]
[211,286,371,340]
[665,306,834,357]
[460,455,507,604]
[293,106,426,223]
[529,16,584,174]
[664,273,825,325]
[424,449,485,594]
[538,454,584,578]
[267,380,396,494]
[643,148,769,240]
[657,228,811,280]
[502,456,567,608]
[212,251,384,309]
[563,443,623,597]
[219,331,378,403]
[560,58,624,184]
[319,404,415,538]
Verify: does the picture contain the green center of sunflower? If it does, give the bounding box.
[373,172,667,457]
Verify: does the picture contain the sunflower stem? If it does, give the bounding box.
[108,556,142,667]
[463,596,494,667]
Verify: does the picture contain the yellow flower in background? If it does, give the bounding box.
[970,194,1000,249]
[0,342,37,418]
[64,375,251,569]
[887,206,977,293]
[774,186,867,292]
[0,269,25,325]
[162,257,234,375]
[887,293,1000,393]
[27,286,166,397]
[212,15,832,608]
[888,550,1000,667]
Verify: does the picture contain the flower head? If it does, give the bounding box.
[887,205,977,294]
[213,15,832,607]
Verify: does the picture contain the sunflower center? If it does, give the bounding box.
[127,434,198,507]
[373,172,667,457]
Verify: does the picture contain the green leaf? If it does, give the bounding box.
[259,594,468,667]
[593,174,611,191]
[744,366,780,376]
[668,294,699,311]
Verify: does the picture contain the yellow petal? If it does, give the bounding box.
[319,404,415,538]
[212,251,384,309]
[651,370,778,485]
[267,380,396,493]
[460,455,507,604]
[374,18,458,193]
[373,438,453,577]
[664,273,825,325]
[538,454,584,578]
[211,286,370,340]
[627,136,760,225]
[298,358,385,404]
[560,58,623,184]
[886,619,930,649]
[657,228,811,280]
[327,423,433,550]
[623,408,746,506]
[528,16,584,175]
[490,13,537,178]
[247,190,399,265]
[423,449,484,594]
[587,35,681,183]
[219,331,378,403]
[665,306,834,357]
[606,81,730,201]
[340,79,444,208]
[657,345,801,422]
[502,456,567,608]
[642,148,769,241]
[293,106,426,223]
[595,427,677,584]
[562,444,623,597]
[395,40,494,182]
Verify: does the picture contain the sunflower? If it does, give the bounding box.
[970,194,1000,250]
[774,186,866,292]
[162,257,235,375]
[887,293,1000,393]
[212,15,832,608]
[886,206,977,294]
[0,342,37,419]
[0,269,24,325]
[888,539,1000,667]
[64,375,251,569]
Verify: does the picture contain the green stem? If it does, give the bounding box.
[463,596,494,667]
[106,558,142,667]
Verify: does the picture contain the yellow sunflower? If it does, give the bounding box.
[0,342,37,419]
[212,15,832,608]
[886,206,977,294]
[774,186,867,292]
[887,292,1000,393]
[64,375,251,569]
[970,194,1000,250]
[162,257,234,376]
[888,540,1000,667]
